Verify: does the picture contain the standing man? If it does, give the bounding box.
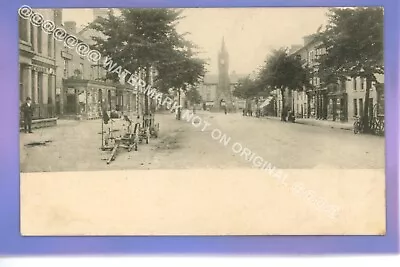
[21,97,33,133]
[220,99,227,115]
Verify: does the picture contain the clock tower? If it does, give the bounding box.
[216,37,233,111]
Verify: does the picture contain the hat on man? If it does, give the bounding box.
[26,97,31,101]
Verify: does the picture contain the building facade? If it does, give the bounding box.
[290,34,327,120]
[53,9,136,120]
[288,33,384,122]
[19,9,57,121]
[197,74,218,109]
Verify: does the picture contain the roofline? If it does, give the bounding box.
[290,34,322,55]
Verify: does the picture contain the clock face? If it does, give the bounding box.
[220,59,225,64]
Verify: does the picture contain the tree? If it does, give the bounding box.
[233,76,259,99]
[233,76,262,112]
[89,8,206,117]
[316,7,384,132]
[258,48,312,121]
[155,47,206,93]
[185,87,202,106]
[155,47,206,119]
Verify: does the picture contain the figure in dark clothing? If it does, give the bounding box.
[102,108,110,124]
[21,97,33,133]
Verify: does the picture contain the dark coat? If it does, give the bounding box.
[21,103,34,118]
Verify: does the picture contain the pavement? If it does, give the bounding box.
[189,110,384,169]
[252,115,354,131]
[20,110,384,172]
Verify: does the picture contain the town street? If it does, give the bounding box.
[20,111,385,173]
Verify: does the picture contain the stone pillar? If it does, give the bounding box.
[24,65,32,100]
[40,27,46,55]
[32,70,38,103]
[42,73,49,104]
[26,20,31,45]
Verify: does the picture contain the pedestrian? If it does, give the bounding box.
[21,97,33,133]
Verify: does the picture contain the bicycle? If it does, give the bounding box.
[374,115,385,136]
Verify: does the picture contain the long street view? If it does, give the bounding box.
[19,7,384,172]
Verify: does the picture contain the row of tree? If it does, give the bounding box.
[89,9,207,117]
[233,7,384,130]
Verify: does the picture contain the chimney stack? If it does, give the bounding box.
[53,9,63,26]
[64,21,77,33]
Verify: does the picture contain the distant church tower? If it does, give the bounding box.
[216,37,233,111]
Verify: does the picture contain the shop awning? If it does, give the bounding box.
[259,96,274,109]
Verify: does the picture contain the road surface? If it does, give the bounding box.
[20,110,384,172]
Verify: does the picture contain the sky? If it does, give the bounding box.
[63,8,330,76]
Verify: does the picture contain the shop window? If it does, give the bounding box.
[38,72,43,104]
[353,78,357,91]
[360,77,365,90]
[353,99,358,116]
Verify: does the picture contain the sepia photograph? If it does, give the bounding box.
[19,6,386,236]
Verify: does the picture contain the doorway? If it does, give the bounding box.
[66,92,77,114]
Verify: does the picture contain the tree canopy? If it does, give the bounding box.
[316,7,384,131]
[232,76,261,100]
[316,7,384,83]
[256,48,312,120]
[258,48,312,91]
[155,47,207,93]
[89,8,206,92]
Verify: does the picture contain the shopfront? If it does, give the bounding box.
[62,79,117,119]
[306,90,316,118]
[315,89,328,120]
[327,93,348,122]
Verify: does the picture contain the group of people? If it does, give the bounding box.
[242,107,296,122]
[242,108,262,117]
